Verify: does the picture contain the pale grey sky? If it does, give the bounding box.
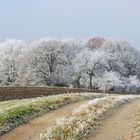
[0,0,140,49]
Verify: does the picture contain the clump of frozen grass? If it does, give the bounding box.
[0,93,102,115]
[38,95,139,140]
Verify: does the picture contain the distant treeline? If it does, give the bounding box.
[0,37,140,93]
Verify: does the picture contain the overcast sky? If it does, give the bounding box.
[0,0,139,50]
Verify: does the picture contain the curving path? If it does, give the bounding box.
[88,99,140,140]
[1,98,140,140]
[0,100,89,140]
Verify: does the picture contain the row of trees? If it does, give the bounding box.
[0,37,140,93]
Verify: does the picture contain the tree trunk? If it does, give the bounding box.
[89,74,92,89]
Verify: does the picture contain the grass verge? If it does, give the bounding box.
[0,93,103,135]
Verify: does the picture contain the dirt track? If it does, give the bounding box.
[88,99,140,140]
[0,100,89,140]
[1,99,140,140]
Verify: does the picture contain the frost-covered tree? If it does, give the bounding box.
[98,71,124,92]
[61,38,87,87]
[18,39,69,86]
[118,47,140,77]
[0,39,27,85]
[129,75,140,88]
[61,38,86,60]
[100,38,140,77]
[74,49,103,88]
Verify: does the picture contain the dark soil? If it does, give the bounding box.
[0,87,95,101]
